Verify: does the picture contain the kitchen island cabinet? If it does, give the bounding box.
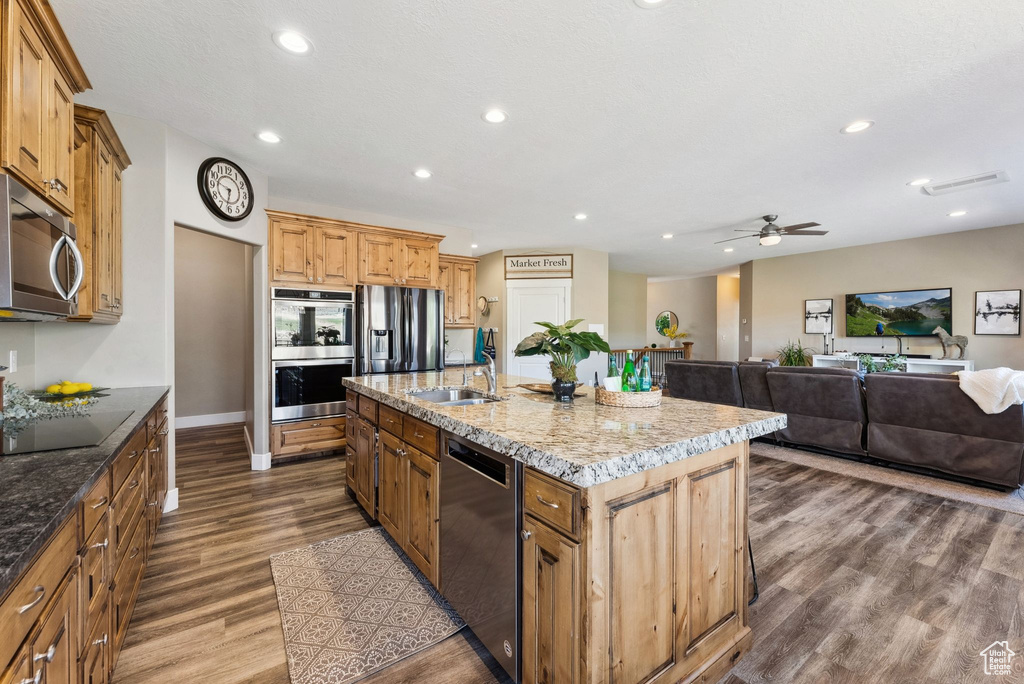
[343,371,785,684]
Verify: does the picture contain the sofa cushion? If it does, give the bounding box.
[865,372,1024,487]
[766,366,867,455]
[664,360,743,407]
[737,361,777,411]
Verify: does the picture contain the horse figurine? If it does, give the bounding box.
[932,326,968,360]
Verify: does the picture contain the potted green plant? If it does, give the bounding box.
[514,319,610,402]
[777,340,815,366]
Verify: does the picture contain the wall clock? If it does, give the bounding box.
[197,157,254,221]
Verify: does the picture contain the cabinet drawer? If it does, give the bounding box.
[345,410,357,441]
[271,417,346,458]
[112,518,145,653]
[80,511,110,641]
[81,600,109,684]
[358,394,378,423]
[403,416,438,458]
[378,404,404,437]
[113,460,146,570]
[80,473,111,544]
[111,429,147,495]
[524,469,580,538]
[0,514,77,672]
[145,408,159,445]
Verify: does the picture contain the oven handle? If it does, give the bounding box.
[48,235,69,300]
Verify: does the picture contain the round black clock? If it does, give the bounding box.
[197,157,254,221]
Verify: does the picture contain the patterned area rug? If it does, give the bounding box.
[270,528,465,684]
[751,441,1024,516]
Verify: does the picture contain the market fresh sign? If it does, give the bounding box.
[504,254,573,279]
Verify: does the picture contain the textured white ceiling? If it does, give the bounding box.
[53,0,1024,276]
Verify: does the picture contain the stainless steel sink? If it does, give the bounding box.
[407,388,501,406]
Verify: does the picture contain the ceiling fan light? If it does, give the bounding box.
[759,234,782,247]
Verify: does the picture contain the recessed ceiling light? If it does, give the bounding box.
[662,233,673,239]
[948,210,967,217]
[273,30,313,54]
[256,131,281,143]
[574,213,587,220]
[413,169,432,179]
[723,247,734,252]
[907,178,931,187]
[471,243,478,249]
[840,120,874,134]
[633,0,668,7]
[482,109,508,124]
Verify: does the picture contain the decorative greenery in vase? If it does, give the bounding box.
[514,319,610,401]
[857,354,907,373]
[777,340,815,366]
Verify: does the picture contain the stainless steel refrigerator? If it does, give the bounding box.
[357,285,445,374]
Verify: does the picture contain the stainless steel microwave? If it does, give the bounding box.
[0,174,83,321]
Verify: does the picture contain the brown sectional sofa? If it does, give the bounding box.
[664,359,1024,489]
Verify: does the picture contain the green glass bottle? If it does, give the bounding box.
[608,355,620,378]
[639,355,652,392]
[622,351,638,392]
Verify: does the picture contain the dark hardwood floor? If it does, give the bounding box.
[113,426,1023,683]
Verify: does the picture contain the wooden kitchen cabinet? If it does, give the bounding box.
[315,225,358,286]
[352,415,377,517]
[270,218,315,285]
[2,0,89,215]
[522,515,579,684]
[438,254,478,328]
[30,573,78,684]
[70,106,130,324]
[399,237,439,287]
[359,232,440,287]
[270,416,346,461]
[377,430,406,543]
[404,445,440,586]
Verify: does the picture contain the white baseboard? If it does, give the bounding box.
[176,411,246,429]
[251,450,272,471]
[163,487,179,513]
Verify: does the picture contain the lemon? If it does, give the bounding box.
[60,384,80,395]
[77,382,93,392]
[45,384,62,394]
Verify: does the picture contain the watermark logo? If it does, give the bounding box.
[980,641,1016,676]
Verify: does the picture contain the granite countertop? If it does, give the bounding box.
[343,371,786,488]
[0,386,169,598]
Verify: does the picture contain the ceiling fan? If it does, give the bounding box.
[716,215,828,246]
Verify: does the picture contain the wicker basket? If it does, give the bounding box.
[594,386,662,408]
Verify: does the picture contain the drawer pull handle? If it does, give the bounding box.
[93,634,109,647]
[90,538,109,550]
[536,495,560,509]
[148,501,159,507]
[159,428,169,436]
[19,672,42,684]
[17,586,46,614]
[129,547,141,559]
[129,479,140,490]
[310,422,322,427]
[521,530,532,541]
[91,496,109,509]
[34,624,64,663]
[150,447,161,454]
[414,432,424,439]
[129,450,139,460]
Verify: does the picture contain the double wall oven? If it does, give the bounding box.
[271,288,355,422]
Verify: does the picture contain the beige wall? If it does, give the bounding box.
[173,226,248,418]
[739,261,753,360]
[716,275,740,361]
[750,223,1024,370]
[608,270,648,349]
[476,250,507,371]
[0,323,38,389]
[647,276,718,360]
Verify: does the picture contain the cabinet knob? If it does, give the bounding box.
[317,277,323,283]
[308,276,313,282]
[520,530,532,541]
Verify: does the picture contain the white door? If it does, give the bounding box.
[506,279,572,380]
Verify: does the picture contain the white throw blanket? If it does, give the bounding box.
[957,368,1024,414]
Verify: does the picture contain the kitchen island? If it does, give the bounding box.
[343,370,785,684]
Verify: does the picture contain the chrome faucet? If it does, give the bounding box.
[450,348,468,386]
[481,353,497,393]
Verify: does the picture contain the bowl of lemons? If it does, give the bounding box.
[34,380,108,399]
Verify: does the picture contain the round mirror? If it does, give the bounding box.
[655,311,678,336]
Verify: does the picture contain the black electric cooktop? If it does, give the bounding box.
[1,410,134,456]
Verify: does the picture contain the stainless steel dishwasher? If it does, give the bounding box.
[440,434,521,683]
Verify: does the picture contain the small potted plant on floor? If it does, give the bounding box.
[514,319,610,402]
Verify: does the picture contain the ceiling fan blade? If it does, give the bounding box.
[715,235,756,244]
[734,229,762,233]
[783,229,829,236]
[781,222,821,231]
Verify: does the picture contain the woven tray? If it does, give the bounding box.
[595,386,662,407]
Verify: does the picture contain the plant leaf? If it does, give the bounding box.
[564,318,584,330]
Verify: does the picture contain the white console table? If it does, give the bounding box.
[811,355,974,374]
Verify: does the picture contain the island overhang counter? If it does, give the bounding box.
[342,370,786,684]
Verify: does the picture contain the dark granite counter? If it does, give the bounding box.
[0,386,169,598]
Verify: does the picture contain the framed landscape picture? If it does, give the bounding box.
[805,299,834,334]
[975,290,1021,335]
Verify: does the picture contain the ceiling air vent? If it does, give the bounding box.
[922,171,1009,196]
